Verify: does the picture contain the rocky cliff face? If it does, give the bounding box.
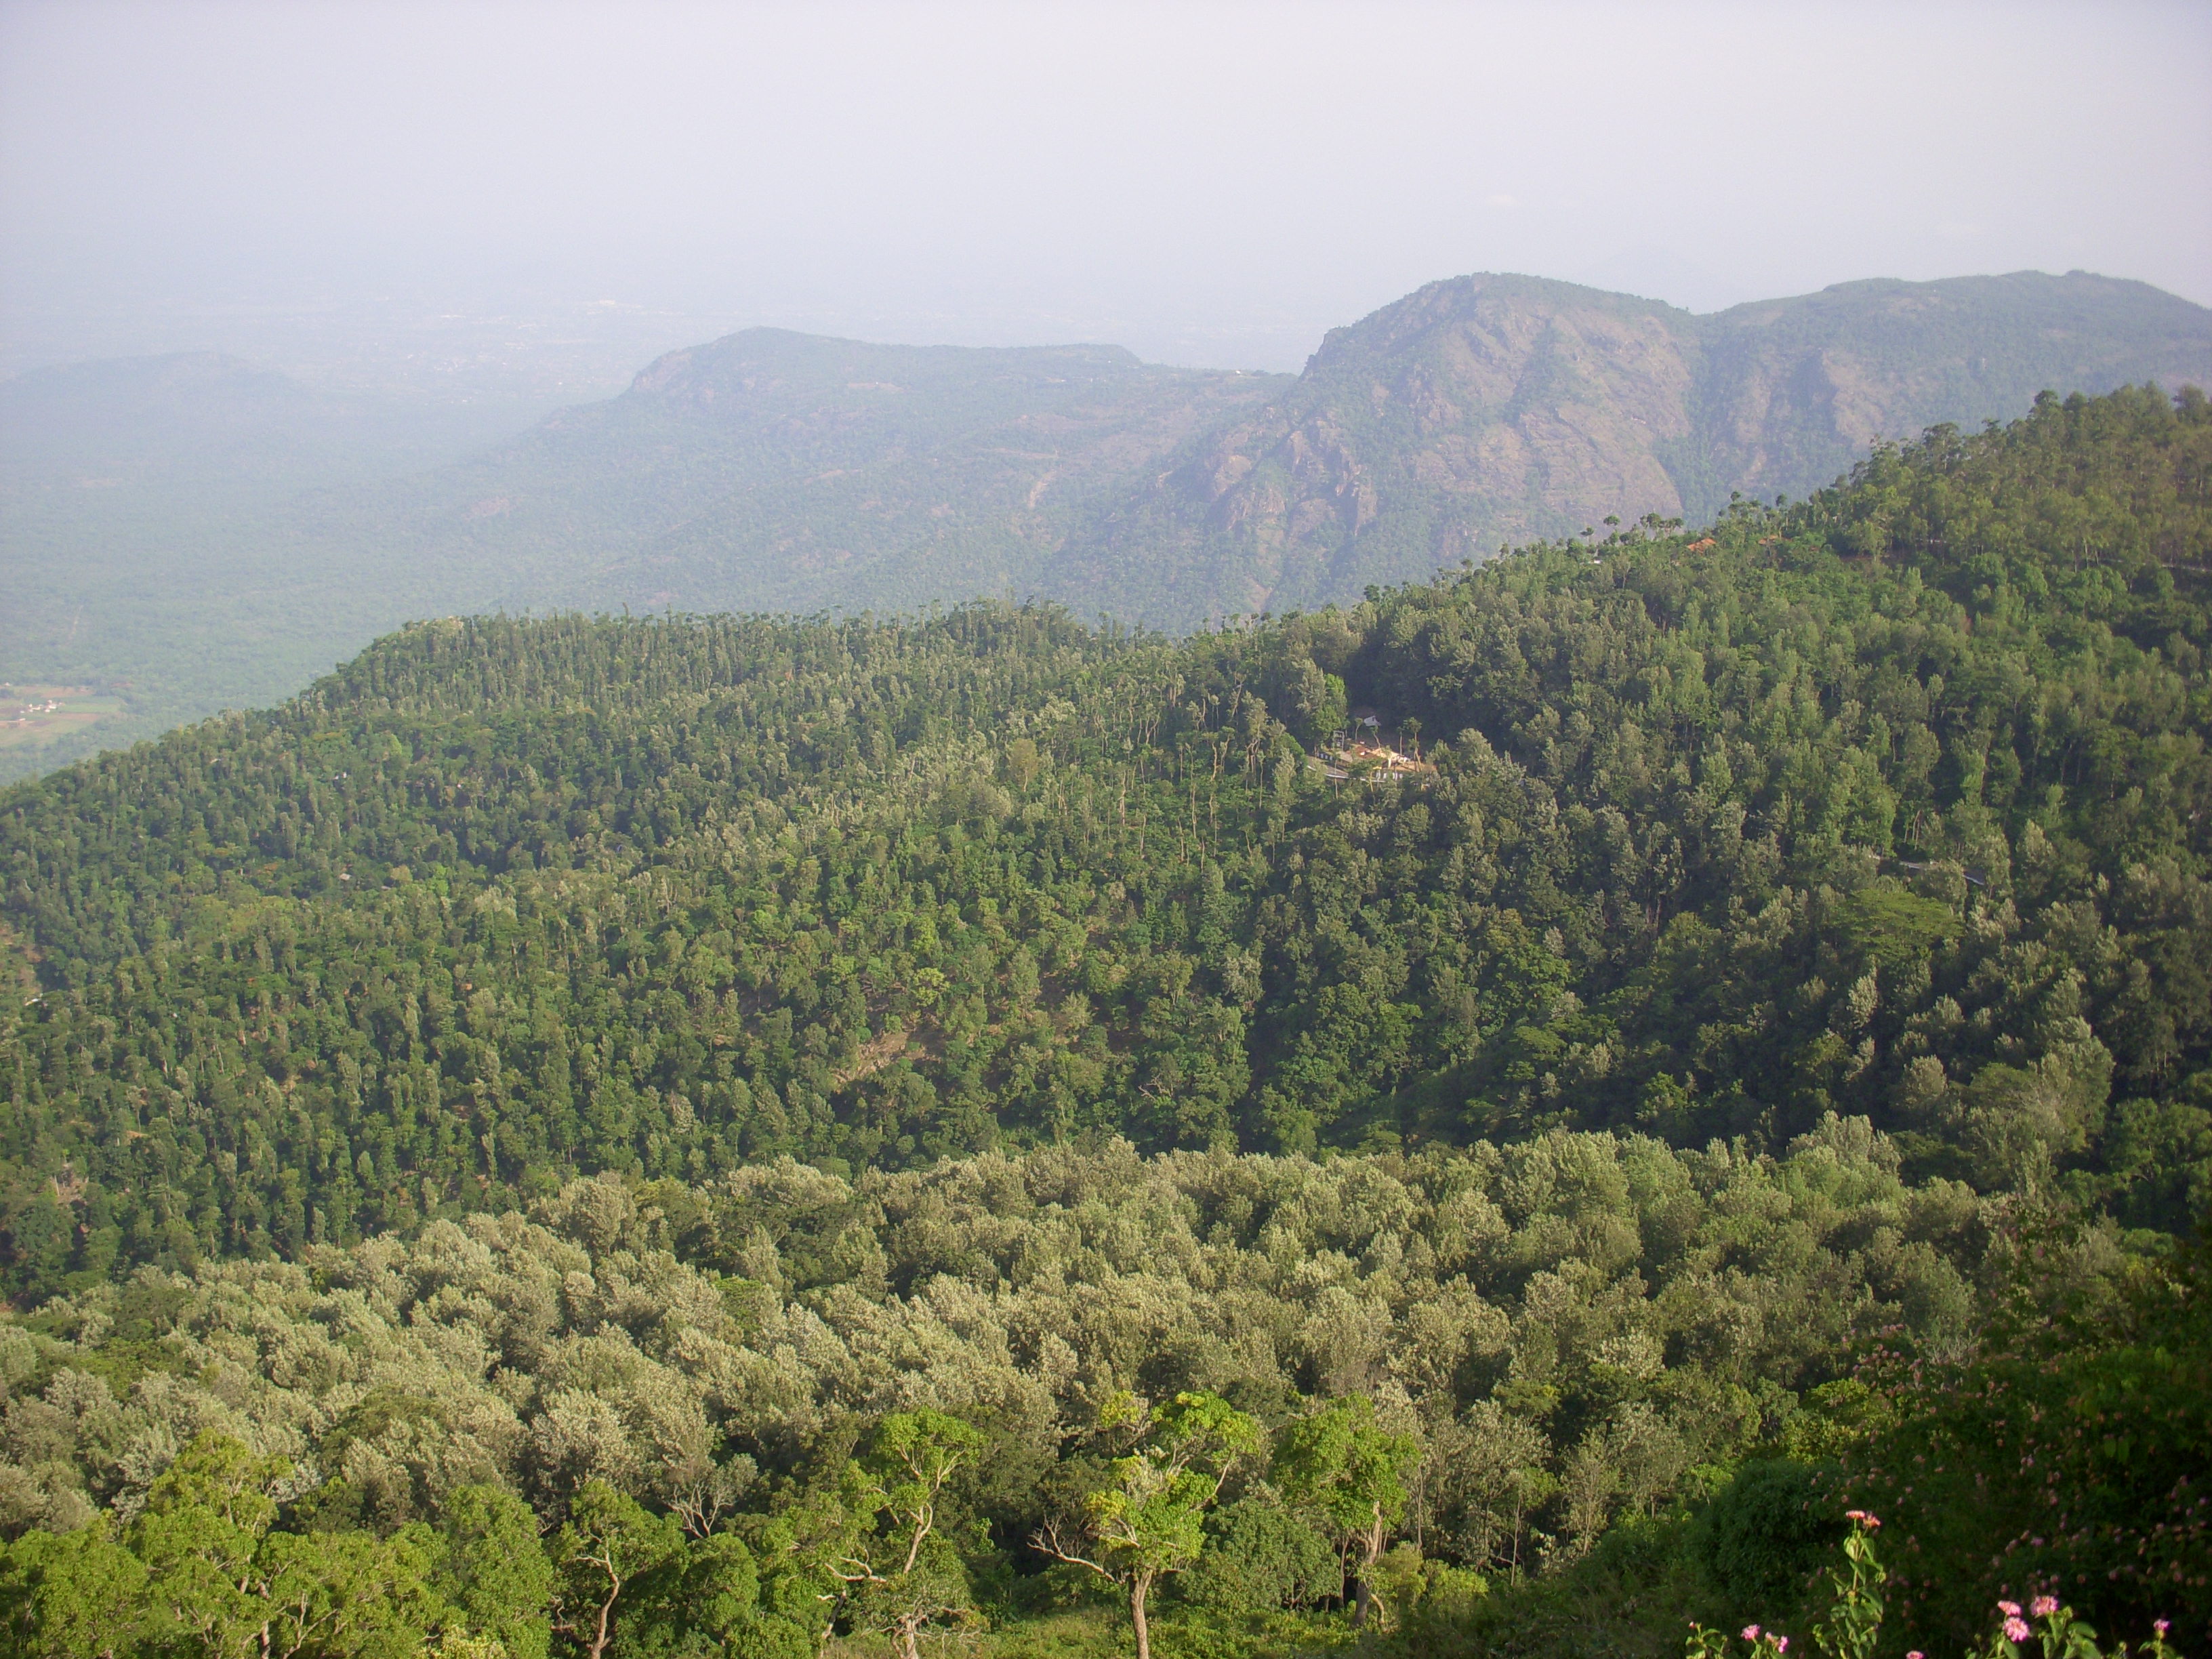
[1051,270,2212,621]
[1676,272,2212,520]
[1068,276,1701,617]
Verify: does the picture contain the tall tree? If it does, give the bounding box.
[834,1409,984,1659]
[1033,1392,1262,1659]
[548,1483,682,1659]
[1273,1395,1420,1625]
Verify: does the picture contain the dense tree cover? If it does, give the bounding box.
[3,385,2208,1300]
[0,1144,2198,1656]
[1833,1216,2211,1652]
[0,1133,2003,1655]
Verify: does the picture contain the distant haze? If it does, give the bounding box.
[3,0,2208,387]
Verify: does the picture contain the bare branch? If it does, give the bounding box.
[1029,1518,1115,1582]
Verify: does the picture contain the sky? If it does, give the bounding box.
[2,0,2208,382]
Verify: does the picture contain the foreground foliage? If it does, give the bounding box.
[0,1157,2200,1656]
[1687,1515,2183,1659]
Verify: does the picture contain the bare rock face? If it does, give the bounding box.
[1050,270,2212,624]
[1136,276,1702,616]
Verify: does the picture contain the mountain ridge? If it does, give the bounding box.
[1046,269,2212,619]
[379,327,1286,616]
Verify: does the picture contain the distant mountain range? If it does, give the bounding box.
[2,268,2209,778]
[0,351,532,491]
[352,269,2212,626]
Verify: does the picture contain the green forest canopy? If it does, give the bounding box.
[5,384,2210,1276]
[0,384,2206,1656]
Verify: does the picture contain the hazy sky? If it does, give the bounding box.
[3,0,2208,376]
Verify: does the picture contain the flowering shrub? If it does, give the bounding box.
[1811,1512,1886,1659]
[1835,1218,2211,1649]
[1685,1620,1795,1659]
[1972,1595,2178,1659]
[1687,1515,2185,1659]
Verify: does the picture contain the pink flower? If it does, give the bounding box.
[2005,1618,2032,1643]
[1743,1628,1761,1642]
[1776,1640,1790,1654]
[1845,1509,1881,1530]
[1908,1652,1924,1658]
[1999,1603,2023,1618]
[2030,1597,2058,1618]
[2155,1622,2170,1639]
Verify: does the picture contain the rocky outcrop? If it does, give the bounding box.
[1050,270,2212,622]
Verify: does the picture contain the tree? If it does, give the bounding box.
[127,1433,287,1658]
[1272,1395,1420,1625]
[744,1481,868,1656]
[1033,1392,1262,1659]
[123,1433,440,1659]
[548,1482,682,1659]
[669,1531,766,1649]
[832,1408,984,1659]
[436,1483,554,1659]
[253,1526,441,1659]
[1179,1493,1339,1615]
[0,1519,150,1659]
[613,1528,769,1658]
[846,1538,971,1659]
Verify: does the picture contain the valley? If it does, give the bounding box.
[0,382,2205,1658]
[0,684,120,756]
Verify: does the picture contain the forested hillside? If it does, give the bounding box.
[6,382,2208,1272]
[0,385,2207,1657]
